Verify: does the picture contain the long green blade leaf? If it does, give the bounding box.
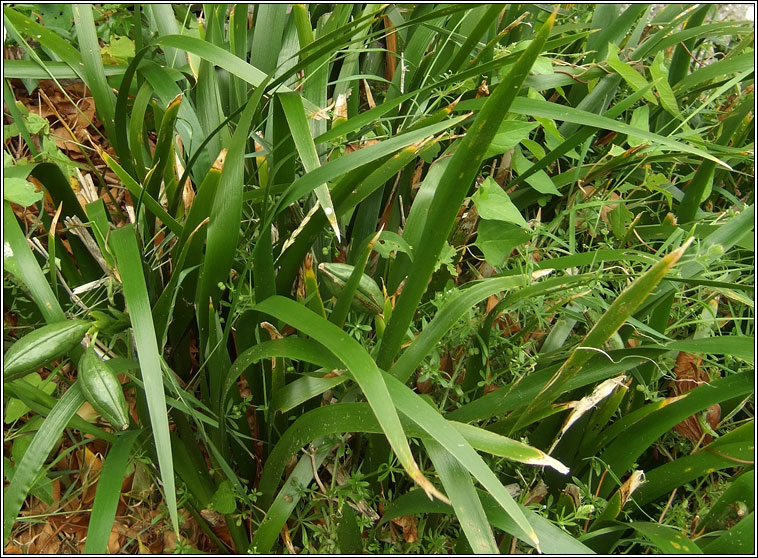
[514,240,692,432]
[377,9,557,369]
[3,383,85,545]
[278,91,341,239]
[109,225,178,535]
[424,439,499,554]
[83,430,140,553]
[253,296,446,503]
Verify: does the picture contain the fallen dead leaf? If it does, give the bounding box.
[669,352,721,445]
[525,480,548,505]
[390,515,418,543]
[107,528,122,554]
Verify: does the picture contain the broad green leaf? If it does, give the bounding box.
[656,336,754,365]
[2,60,125,80]
[3,201,66,323]
[4,111,48,137]
[270,373,348,414]
[472,177,528,227]
[605,42,658,104]
[3,177,42,207]
[633,422,754,506]
[650,51,680,117]
[4,379,115,441]
[485,121,538,159]
[100,35,135,65]
[196,84,267,343]
[451,421,567,473]
[374,231,414,261]
[667,5,710,86]
[337,144,426,217]
[4,373,56,423]
[512,148,560,195]
[250,438,332,554]
[336,505,362,554]
[608,203,634,240]
[329,231,381,328]
[72,5,117,141]
[211,480,236,515]
[153,34,320,114]
[425,439,499,554]
[3,7,85,84]
[627,105,649,147]
[701,513,755,554]
[474,221,532,267]
[675,51,755,92]
[250,4,288,75]
[696,465,754,531]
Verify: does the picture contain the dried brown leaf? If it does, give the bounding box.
[390,515,418,543]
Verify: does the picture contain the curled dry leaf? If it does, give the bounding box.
[280,524,296,554]
[549,375,628,453]
[107,528,122,554]
[525,480,548,505]
[416,373,433,394]
[476,78,489,98]
[617,470,646,508]
[390,515,418,543]
[669,352,721,445]
[344,138,381,154]
[333,91,350,122]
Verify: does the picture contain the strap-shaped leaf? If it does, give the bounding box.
[514,241,692,432]
[425,439,499,554]
[84,430,140,553]
[109,225,178,535]
[3,383,85,545]
[278,92,341,240]
[376,9,558,369]
[254,296,446,503]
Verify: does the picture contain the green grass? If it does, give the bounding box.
[3,4,754,554]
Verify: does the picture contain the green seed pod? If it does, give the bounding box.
[4,319,92,383]
[318,262,384,315]
[78,347,129,430]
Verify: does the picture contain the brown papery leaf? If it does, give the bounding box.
[390,515,418,543]
[669,352,721,445]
